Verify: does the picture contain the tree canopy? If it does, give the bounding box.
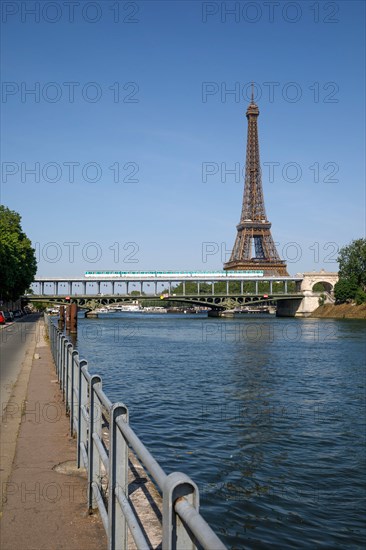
[334,238,366,304]
[0,206,37,301]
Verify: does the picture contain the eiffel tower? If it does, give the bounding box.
[224,89,288,276]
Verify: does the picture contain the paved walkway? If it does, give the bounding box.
[0,319,107,550]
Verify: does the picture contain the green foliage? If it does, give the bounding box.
[0,206,37,301]
[355,289,366,305]
[32,302,49,312]
[334,239,366,304]
[313,282,326,292]
[172,279,295,296]
[338,238,366,291]
[334,278,358,304]
[173,282,212,295]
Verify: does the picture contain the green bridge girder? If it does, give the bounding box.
[25,293,305,311]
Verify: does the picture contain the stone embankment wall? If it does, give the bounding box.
[311,303,366,320]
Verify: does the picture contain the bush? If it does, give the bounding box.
[355,289,366,305]
[334,278,358,304]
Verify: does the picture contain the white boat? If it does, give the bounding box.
[141,306,167,313]
[113,304,142,312]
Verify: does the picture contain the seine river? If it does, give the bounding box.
[75,314,365,549]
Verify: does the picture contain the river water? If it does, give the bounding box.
[75,313,365,549]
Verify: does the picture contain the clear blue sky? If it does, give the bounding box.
[1,0,365,276]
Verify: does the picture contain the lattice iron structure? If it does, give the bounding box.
[224,93,288,276]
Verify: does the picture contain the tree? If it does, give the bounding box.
[32,302,49,312]
[334,278,358,304]
[0,206,37,301]
[334,239,366,304]
[355,289,366,305]
[313,282,326,292]
[173,282,212,295]
[338,238,366,291]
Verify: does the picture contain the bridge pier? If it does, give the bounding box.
[70,303,78,334]
[58,306,65,329]
[207,310,221,317]
[276,298,303,317]
[276,293,325,317]
[65,306,71,330]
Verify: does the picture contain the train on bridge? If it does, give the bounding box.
[84,270,265,279]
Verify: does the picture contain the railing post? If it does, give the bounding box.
[162,472,199,550]
[78,359,88,468]
[108,403,129,550]
[88,375,102,511]
[54,326,58,361]
[58,332,63,380]
[52,323,55,360]
[56,331,60,378]
[65,342,73,414]
[70,350,79,437]
[50,321,53,356]
[60,335,66,397]
[74,353,81,464]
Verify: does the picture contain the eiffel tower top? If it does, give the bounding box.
[246,82,259,116]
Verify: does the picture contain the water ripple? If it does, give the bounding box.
[76,315,366,549]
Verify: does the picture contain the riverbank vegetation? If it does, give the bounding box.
[334,238,366,305]
[311,303,366,319]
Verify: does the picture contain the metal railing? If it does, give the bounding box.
[45,315,226,550]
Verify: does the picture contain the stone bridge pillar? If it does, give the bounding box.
[277,270,338,317]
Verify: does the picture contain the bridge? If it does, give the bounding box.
[26,270,338,317]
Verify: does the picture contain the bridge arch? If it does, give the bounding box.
[312,281,334,293]
[300,270,338,294]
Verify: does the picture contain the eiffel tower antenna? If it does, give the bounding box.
[224,97,289,276]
